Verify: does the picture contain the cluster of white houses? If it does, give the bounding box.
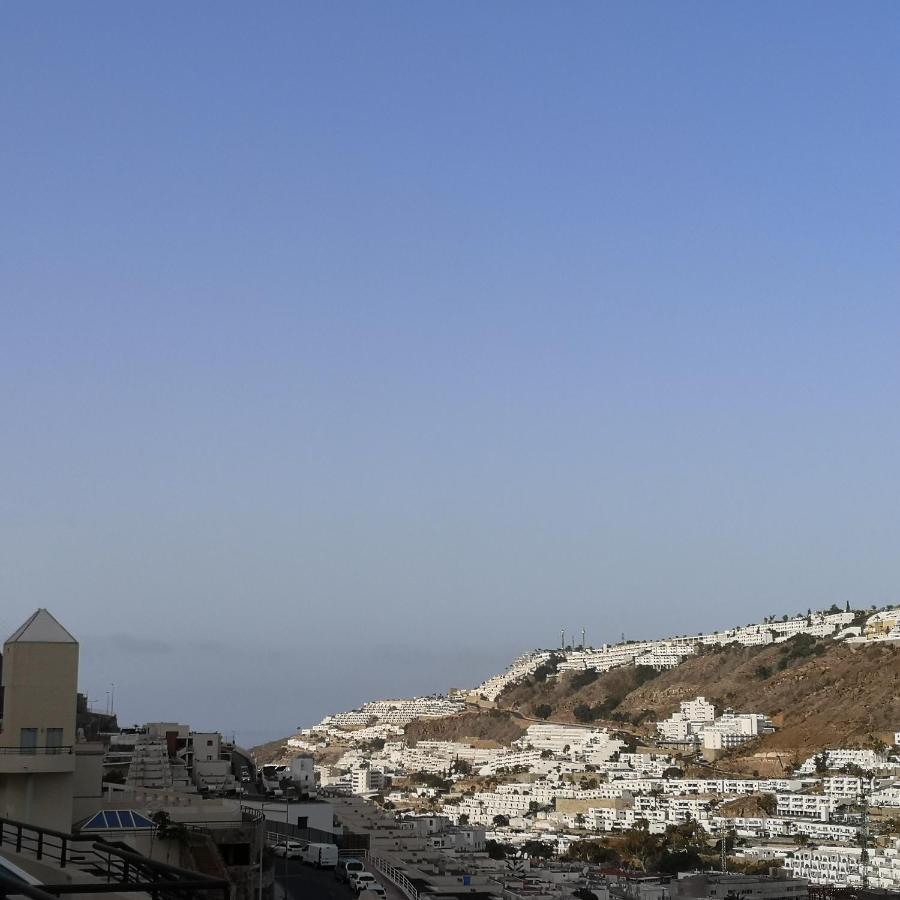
[294,709,900,891]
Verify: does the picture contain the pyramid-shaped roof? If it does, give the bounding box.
[6,609,77,645]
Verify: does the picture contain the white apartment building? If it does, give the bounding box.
[702,711,774,750]
[776,793,840,818]
[823,775,874,797]
[350,763,384,796]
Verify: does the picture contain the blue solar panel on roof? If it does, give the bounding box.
[83,809,158,830]
[83,812,107,830]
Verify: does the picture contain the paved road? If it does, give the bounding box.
[273,859,354,900]
[274,860,405,900]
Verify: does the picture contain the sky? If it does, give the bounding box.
[1,3,899,746]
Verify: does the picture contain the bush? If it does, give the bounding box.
[533,703,553,720]
[570,669,599,689]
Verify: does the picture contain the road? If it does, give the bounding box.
[274,860,406,900]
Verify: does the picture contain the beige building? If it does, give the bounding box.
[0,609,79,831]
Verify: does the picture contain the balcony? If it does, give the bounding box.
[0,746,76,775]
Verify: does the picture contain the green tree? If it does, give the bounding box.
[533,703,553,720]
[523,840,553,859]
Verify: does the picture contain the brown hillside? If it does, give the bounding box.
[404,710,526,746]
[496,639,900,767]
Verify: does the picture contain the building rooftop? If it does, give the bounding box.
[5,608,77,645]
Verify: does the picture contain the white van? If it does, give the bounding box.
[303,842,338,868]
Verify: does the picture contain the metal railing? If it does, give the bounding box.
[0,747,73,756]
[0,873,60,900]
[366,852,420,900]
[0,816,231,899]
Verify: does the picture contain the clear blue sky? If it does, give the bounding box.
[2,3,898,744]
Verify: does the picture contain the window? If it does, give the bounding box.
[20,728,38,753]
[47,728,64,752]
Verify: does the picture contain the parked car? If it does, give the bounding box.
[336,857,365,883]
[349,871,378,895]
[302,842,338,868]
[270,840,305,859]
[360,884,386,899]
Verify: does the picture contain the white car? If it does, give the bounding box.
[271,840,304,859]
[349,871,378,894]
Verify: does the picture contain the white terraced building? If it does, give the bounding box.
[475,651,554,700]
[478,749,545,775]
[785,847,864,887]
[414,741,500,766]
[777,794,842,818]
[515,723,624,761]
[797,748,887,773]
[786,840,900,890]
[485,611,857,693]
[320,695,465,729]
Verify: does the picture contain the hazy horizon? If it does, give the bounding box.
[3,4,899,748]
